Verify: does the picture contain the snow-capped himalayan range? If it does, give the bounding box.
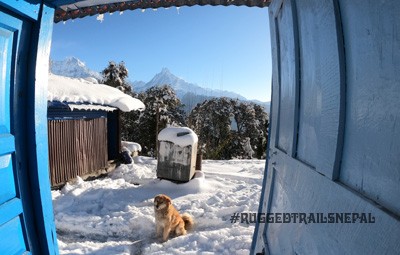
[50,57,270,112]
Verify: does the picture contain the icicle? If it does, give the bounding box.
[96,13,104,23]
[176,6,180,14]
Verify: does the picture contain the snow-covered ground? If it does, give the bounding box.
[52,157,265,255]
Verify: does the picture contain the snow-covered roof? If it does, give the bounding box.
[48,74,145,112]
[158,127,198,147]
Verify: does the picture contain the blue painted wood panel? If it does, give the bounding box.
[0,7,30,254]
[48,103,108,120]
[0,0,39,20]
[0,19,14,135]
[0,198,23,228]
[275,0,299,156]
[296,0,344,179]
[0,155,17,205]
[252,0,400,253]
[0,216,28,255]
[266,2,282,154]
[0,1,59,254]
[24,3,59,253]
[339,0,400,215]
[264,150,400,254]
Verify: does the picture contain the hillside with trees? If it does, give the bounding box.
[101,61,268,159]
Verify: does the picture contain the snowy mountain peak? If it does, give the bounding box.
[65,57,86,67]
[150,68,182,85]
[139,68,188,95]
[160,67,172,74]
[50,57,102,81]
[133,68,270,113]
[137,68,246,100]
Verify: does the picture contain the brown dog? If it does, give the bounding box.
[154,194,194,242]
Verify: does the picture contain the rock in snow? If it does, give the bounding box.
[52,157,265,254]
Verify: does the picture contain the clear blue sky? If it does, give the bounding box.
[51,6,272,102]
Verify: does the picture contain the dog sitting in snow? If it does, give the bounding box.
[154,194,193,242]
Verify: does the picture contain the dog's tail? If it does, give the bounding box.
[182,213,194,231]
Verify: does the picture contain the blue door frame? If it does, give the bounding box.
[0,1,58,254]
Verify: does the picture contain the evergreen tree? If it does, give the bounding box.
[188,98,269,159]
[253,103,269,158]
[188,98,234,159]
[124,85,186,156]
[101,61,132,94]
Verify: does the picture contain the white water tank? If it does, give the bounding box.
[157,127,198,182]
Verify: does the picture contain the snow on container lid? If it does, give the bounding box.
[158,127,198,147]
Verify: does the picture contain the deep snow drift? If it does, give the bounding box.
[52,157,265,254]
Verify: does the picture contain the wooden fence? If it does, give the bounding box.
[48,117,108,186]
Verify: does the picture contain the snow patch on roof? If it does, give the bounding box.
[158,127,198,147]
[48,74,145,112]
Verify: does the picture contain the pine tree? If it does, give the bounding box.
[101,61,132,94]
[125,85,186,156]
[188,98,234,159]
[188,98,269,159]
[253,103,269,158]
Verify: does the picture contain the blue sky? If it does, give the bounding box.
[51,6,272,102]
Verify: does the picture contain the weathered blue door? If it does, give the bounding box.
[0,1,58,254]
[252,0,400,254]
[0,8,32,254]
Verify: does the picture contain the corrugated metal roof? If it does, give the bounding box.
[47,0,271,23]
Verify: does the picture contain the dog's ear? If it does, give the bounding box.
[165,196,172,205]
